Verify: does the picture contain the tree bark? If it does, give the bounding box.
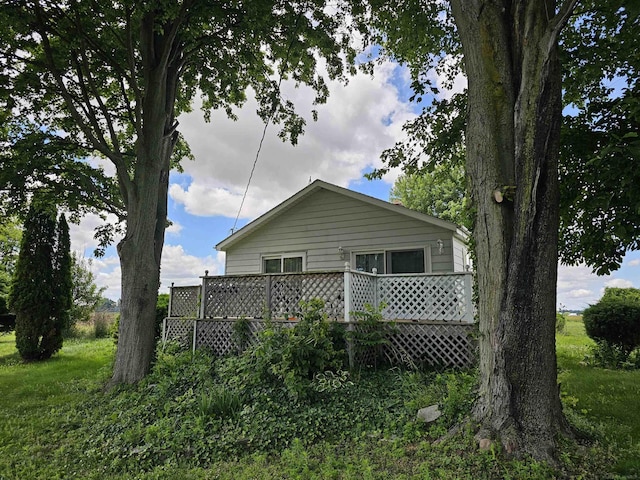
[108,11,179,386]
[450,0,572,461]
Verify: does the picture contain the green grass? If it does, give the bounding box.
[0,322,637,479]
[557,316,640,475]
[0,333,115,479]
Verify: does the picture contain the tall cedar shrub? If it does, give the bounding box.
[53,214,73,336]
[9,199,71,360]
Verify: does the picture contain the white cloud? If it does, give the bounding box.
[93,258,121,301]
[604,278,634,289]
[557,263,609,310]
[565,289,593,299]
[628,259,640,267]
[166,221,183,235]
[172,60,415,220]
[158,246,225,293]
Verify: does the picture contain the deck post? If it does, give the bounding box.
[168,282,174,318]
[344,262,355,369]
[371,267,379,311]
[192,319,198,354]
[265,275,272,318]
[199,271,208,319]
[161,317,167,351]
[463,272,474,323]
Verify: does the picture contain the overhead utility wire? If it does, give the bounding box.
[231,13,303,234]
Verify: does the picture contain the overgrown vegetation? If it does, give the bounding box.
[347,302,400,369]
[66,252,105,335]
[1,313,638,478]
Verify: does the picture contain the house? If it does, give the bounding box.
[164,180,475,367]
[216,179,470,276]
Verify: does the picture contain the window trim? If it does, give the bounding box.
[261,252,306,273]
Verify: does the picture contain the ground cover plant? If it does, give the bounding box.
[0,314,637,479]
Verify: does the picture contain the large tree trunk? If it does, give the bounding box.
[450,0,572,461]
[108,12,179,386]
[109,142,172,385]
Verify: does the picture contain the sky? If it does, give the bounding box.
[67,58,640,312]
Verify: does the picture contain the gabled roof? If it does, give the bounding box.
[216,179,468,251]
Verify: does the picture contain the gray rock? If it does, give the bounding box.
[416,404,442,424]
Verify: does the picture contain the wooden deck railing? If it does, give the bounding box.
[165,266,476,368]
[167,266,474,323]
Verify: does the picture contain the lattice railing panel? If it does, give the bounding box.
[378,274,470,322]
[270,275,303,318]
[269,272,344,319]
[386,323,475,367]
[350,272,376,313]
[196,320,235,356]
[203,276,266,318]
[302,273,344,319]
[164,318,194,349]
[169,286,200,317]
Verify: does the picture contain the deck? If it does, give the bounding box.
[163,264,476,367]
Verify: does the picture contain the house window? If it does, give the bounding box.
[387,249,425,274]
[355,252,384,273]
[263,258,282,273]
[283,256,303,273]
[262,253,305,273]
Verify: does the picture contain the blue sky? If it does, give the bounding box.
[68,58,640,311]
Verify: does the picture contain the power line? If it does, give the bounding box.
[230,10,304,235]
[231,116,271,233]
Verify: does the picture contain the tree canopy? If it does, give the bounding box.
[390,162,469,229]
[376,0,639,276]
[558,0,640,274]
[0,0,360,384]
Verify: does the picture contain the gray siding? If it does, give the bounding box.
[452,237,469,272]
[225,189,458,275]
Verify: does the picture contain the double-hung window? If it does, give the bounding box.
[262,253,305,273]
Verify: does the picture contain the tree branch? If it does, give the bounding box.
[34,2,134,210]
[76,48,122,154]
[549,0,580,46]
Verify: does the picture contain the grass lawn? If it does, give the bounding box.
[0,320,638,479]
[556,317,640,475]
[0,333,115,479]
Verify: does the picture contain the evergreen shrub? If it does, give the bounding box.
[583,291,640,367]
[9,199,71,360]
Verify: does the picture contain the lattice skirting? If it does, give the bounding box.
[388,323,476,368]
[163,318,476,368]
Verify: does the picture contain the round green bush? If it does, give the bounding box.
[583,296,640,360]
